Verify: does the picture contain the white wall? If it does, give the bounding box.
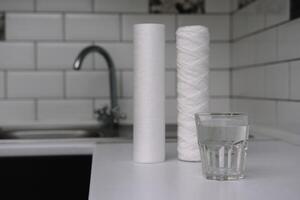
[230,0,296,129]
[0,0,231,124]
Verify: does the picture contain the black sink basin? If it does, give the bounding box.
[0,124,177,140]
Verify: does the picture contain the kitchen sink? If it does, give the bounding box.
[0,121,102,139]
[0,130,99,139]
[0,122,177,140]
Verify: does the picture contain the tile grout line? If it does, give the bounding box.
[231,95,300,103]
[91,0,95,13]
[288,62,292,99]
[4,10,230,15]
[119,13,122,42]
[231,19,290,43]
[4,39,228,44]
[62,12,66,41]
[231,58,300,71]
[33,41,38,70]
[229,68,233,101]
[92,98,96,117]
[119,71,123,97]
[3,70,8,99]
[1,68,230,72]
[263,65,266,98]
[0,96,229,101]
[34,98,38,120]
[33,0,37,12]
[63,70,67,99]
[275,100,279,125]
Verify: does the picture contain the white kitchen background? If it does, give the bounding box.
[0,0,231,125]
[231,0,294,132]
[0,0,295,133]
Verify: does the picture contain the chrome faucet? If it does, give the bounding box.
[73,45,125,127]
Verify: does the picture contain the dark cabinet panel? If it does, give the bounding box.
[0,155,92,200]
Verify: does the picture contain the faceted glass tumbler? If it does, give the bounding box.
[195,113,249,181]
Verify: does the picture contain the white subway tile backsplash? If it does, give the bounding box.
[211,43,230,68]
[277,101,300,125]
[231,99,276,125]
[166,43,176,69]
[0,42,34,69]
[95,42,181,70]
[94,99,110,109]
[37,100,94,121]
[177,15,230,41]
[230,0,295,128]
[0,72,4,98]
[210,98,230,112]
[232,39,250,67]
[232,69,247,96]
[166,71,176,97]
[251,100,277,125]
[205,0,231,13]
[247,1,265,34]
[121,71,176,97]
[290,61,300,99]
[0,0,34,11]
[2,1,287,126]
[278,19,300,61]
[37,43,93,70]
[210,71,230,96]
[122,15,176,41]
[234,36,256,67]
[232,8,248,39]
[36,0,92,12]
[94,0,148,12]
[165,99,177,124]
[7,72,63,98]
[231,42,238,67]
[0,100,35,122]
[255,28,277,64]
[265,0,290,27]
[66,71,120,98]
[95,43,133,69]
[231,99,253,122]
[246,67,265,97]
[232,67,265,97]
[265,63,289,99]
[6,14,63,41]
[65,14,120,41]
[230,0,238,12]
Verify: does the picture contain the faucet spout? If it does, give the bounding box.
[73,45,120,124]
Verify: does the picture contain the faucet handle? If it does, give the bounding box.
[94,105,126,123]
[111,106,127,122]
[94,105,110,121]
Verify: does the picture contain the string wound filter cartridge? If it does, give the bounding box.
[177,26,210,162]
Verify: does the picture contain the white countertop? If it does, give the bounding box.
[0,135,299,200]
[89,140,300,200]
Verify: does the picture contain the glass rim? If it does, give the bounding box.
[195,112,247,117]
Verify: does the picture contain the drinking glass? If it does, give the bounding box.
[195,113,249,181]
